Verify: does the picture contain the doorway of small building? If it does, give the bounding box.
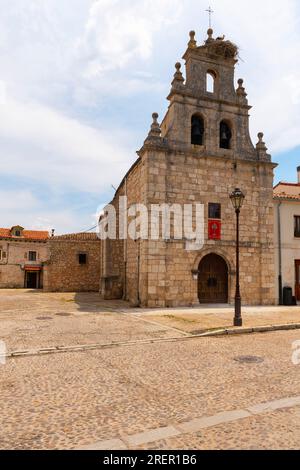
[198,253,228,304]
[25,271,40,289]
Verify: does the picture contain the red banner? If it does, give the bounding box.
[208,219,221,240]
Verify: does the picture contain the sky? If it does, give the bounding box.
[0,0,300,234]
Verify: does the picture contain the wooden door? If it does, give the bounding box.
[198,254,228,304]
[295,260,300,301]
[26,272,39,289]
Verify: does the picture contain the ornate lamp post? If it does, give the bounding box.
[230,188,245,327]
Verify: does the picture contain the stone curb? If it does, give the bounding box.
[199,323,300,337]
[78,394,300,450]
[4,322,300,359]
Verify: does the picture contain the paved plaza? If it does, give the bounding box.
[0,290,300,449]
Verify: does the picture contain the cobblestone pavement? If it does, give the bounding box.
[1,290,300,449]
[0,290,184,351]
[1,290,300,352]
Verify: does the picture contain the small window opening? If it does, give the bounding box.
[79,253,87,265]
[206,71,215,93]
[28,251,37,262]
[294,216,300,238]
[209,203,221,219]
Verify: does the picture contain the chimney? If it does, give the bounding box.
[298,167,300,184]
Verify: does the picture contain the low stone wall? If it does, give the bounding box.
[44,236,101,292]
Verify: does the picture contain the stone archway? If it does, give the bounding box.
[198,253,228,304]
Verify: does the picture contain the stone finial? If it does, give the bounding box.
[152,112,159,126]
[205,28,214,44]
[188,30,197,48]
[147,113,161,139]
[141,112,165,151]
[171,62,184,86]
[256,132,267,152]
[236,78,247,98]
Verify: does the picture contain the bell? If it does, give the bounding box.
[193,124,202,136]
[221,130,227,140]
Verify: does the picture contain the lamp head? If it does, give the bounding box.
[230,188,245,211]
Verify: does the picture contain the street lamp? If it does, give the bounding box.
[230,188,245,327]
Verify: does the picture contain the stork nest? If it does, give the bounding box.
[207,40,238,59]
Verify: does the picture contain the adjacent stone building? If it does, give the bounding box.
[0,226,49,288]
[100,28,277,307]
[44,233,101,292]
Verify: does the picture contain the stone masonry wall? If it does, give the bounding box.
[140,149,275,307]
[101,160,145,304]
[44,239,101,292]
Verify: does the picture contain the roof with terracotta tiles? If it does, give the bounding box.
[274,182,300,201]
[0,228,49,240]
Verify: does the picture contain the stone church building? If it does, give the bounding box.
[100,28,276,308]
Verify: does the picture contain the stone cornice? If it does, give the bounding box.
[167,88,252,111]
[162,145,276,167]
[182,47,237,67]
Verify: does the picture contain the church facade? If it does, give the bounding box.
[100,29,277,308]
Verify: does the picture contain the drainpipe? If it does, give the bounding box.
[123,177,127,300]
[277,201,283,305]
[137,241,141,306]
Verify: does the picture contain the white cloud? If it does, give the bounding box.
[0,189,92,234]
[0,94,132,193]
[76,0,182,76]
[0,190,38,212]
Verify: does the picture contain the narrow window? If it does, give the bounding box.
[191,115,204,146]
[209,203,221,219]
[79,253,87,265]
[206,71,215,93]
[15,230,21,237]
[29,251,37,261]
[0,249,2,261]
[294,216,300,237]
[220,121,232,149]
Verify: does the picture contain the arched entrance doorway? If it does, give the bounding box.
[198,253,228,304]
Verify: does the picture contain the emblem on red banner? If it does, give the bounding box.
[208,219,221,240]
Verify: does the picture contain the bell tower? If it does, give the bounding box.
[135,27,277,307]
[160,29,270,163]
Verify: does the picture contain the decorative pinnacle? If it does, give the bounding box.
[205,28,214,44]
[258,132,264,142]
[188,30,197,48]
[146,112,161,140]
[256,132,267,152]
[236,78,247,98]
[152,112,158,124]
[172,62,184,86]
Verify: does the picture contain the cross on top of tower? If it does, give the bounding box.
[206,6,214,28]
